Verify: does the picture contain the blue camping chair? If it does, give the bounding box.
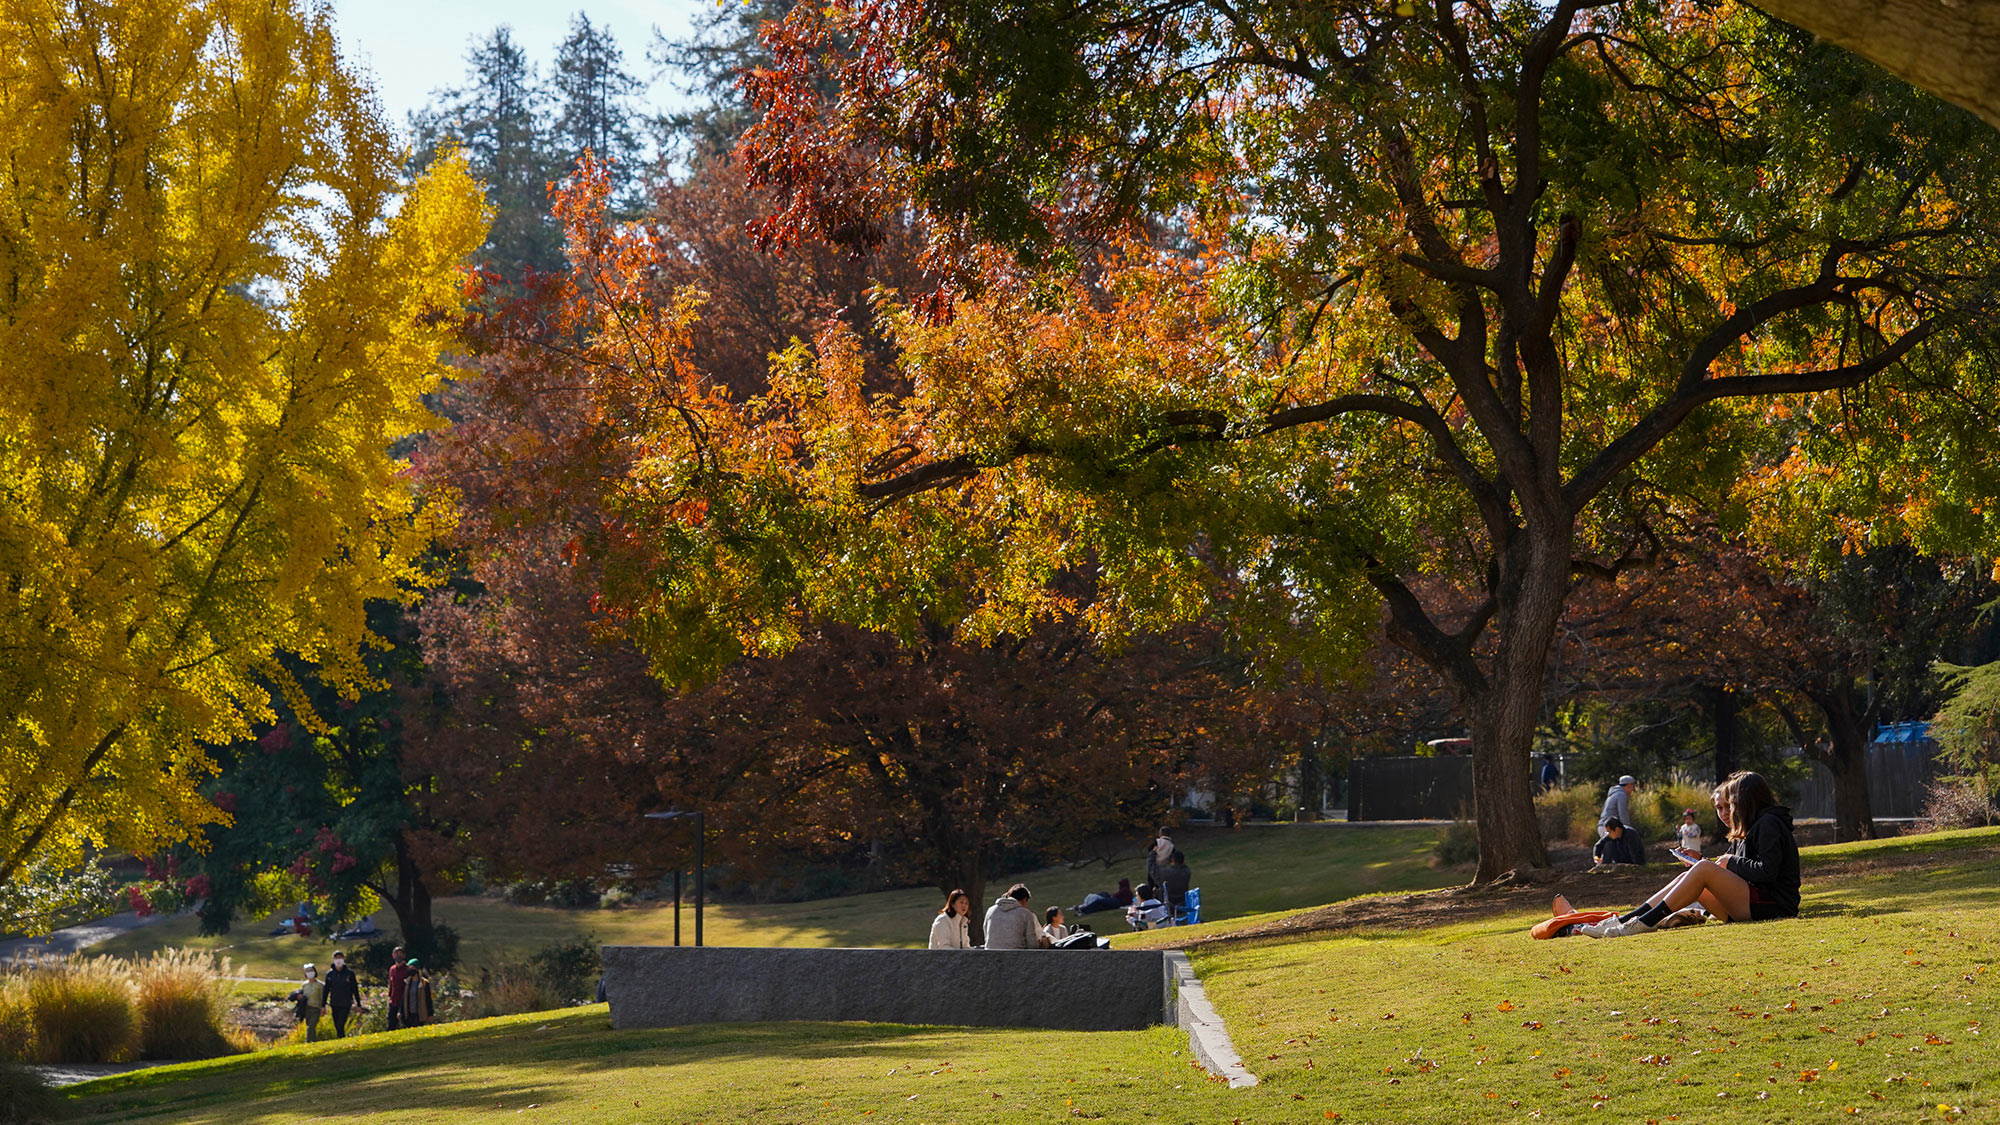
[1176,887,1201,926]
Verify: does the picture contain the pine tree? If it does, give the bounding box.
[412,26,562,277]
[551,13,643,188]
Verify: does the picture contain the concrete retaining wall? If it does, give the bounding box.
[601,946,1175,1031]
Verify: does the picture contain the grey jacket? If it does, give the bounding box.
[982,896,1044,949]
[1598,784,1633,832]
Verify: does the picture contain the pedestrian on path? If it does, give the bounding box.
[386,945,408,1030]
[325,949,364,1037]
[289,963,327,1042]
[401,959,435,1027]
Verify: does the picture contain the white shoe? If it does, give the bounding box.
[1580,916,1654,938]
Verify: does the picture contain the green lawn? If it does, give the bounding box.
[61,827,2000,1123]
[93,823,1450,978]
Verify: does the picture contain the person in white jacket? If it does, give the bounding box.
[928,889,973,949]
[983,884,1050,949]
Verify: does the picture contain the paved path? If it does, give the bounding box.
[0,909,178,965]
[27,1061,161,1089]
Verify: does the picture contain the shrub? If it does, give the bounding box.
[0,978,32,1063]
[1534,783,1604,843]
[27,957,135,1063]
[0,1063,59,1125]
[1431,818,1479,866]
[355,937,401,984]
[133,951,236,1060]
[1922,777,1997,829]
[408,923,461,974]
[597,886,633,909]
[544,879,600,909]
[460,964,565,1020]
[527,938,600,1003]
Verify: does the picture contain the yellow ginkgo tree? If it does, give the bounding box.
[0,0,488,896]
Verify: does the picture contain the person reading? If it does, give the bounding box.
[1580,771,1799,939]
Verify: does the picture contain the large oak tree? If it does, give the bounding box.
[721,1,2000,880]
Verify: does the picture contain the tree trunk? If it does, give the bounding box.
[941,845,988,947]
[381,833,435,949]
[1806,689,1878,843]
[1707,684,1739,785]
[1296,741,1324,822]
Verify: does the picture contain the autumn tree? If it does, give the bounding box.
[710,1,2000,881]
[0,0,486,893]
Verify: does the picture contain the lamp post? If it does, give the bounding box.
[645,810,704,947]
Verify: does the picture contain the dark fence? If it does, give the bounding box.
[1790,741,1944,820]
[1347,756,1475,821]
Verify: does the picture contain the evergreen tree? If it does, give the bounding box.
[551,12,643,188]
[412,26,562,277]
[652,0,795,160]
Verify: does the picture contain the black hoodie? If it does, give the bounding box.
[1727,804,1800,917]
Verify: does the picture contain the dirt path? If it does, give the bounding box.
[1161,845,1996,951]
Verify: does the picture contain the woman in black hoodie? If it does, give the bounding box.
[1580,771,1799,938]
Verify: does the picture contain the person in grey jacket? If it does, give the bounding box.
[983,884,1050,949]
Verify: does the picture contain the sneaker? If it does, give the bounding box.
[1580,916,1655,939]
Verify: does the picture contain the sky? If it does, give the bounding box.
[326,0,718,134]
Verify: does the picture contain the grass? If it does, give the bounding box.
[93,823,1451,979]
[59,827,2000,1123]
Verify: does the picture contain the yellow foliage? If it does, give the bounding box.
[0,0,488,885]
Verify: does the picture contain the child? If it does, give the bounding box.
[1043,906,1069,943]
[1580,771,1799,938]
[1676,808,1704,855]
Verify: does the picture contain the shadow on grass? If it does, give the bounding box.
[63,1008,1030,1123]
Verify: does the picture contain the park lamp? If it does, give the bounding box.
[645,810,704,947]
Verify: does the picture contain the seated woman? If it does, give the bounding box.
[1581,770,1799,939]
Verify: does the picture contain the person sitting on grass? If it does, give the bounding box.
[1125,884,1169,930]
[1591,817,1637,865]
[1580,770,1799,939]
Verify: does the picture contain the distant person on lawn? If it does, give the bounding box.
[1581,771,1799,938]
[1598,775,1640,863]
[1539,753,1560,792]
[1073,877,1135,917]
[1677,808,1704,855]
[401,959,435,1026]
[324,949,364,1037]
[984,884,1050,949]
[386,946,409,1030]
[1125,883,1169,930]
[1161,850,1193,911]
[929,889,973,949]
[1147,828,1174,892]
[290,963,327,1042]
[1591,818,1639,865]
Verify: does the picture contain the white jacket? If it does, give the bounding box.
[928,911,971,949]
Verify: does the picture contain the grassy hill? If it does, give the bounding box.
[93,822,1450,978]
[61,827,1999,1123]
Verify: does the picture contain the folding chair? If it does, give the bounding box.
[1176,887,1201,926]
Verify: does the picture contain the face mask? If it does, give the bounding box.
[332,959,344,967]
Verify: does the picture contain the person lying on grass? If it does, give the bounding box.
[1578,770,1800,939]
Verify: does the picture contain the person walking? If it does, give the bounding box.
[1599,775,1640,863]
[324,949,364,1038]
[386,946,409,1030]
[928,889,973,949]
[983,884,1050,949]
[400,959,435,1027]
[290,963,328,1042]
[1538,754,1561,792]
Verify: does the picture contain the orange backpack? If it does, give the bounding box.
[1530,909,1619,939]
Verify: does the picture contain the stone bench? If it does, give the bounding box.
[601,945,1176,1031]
